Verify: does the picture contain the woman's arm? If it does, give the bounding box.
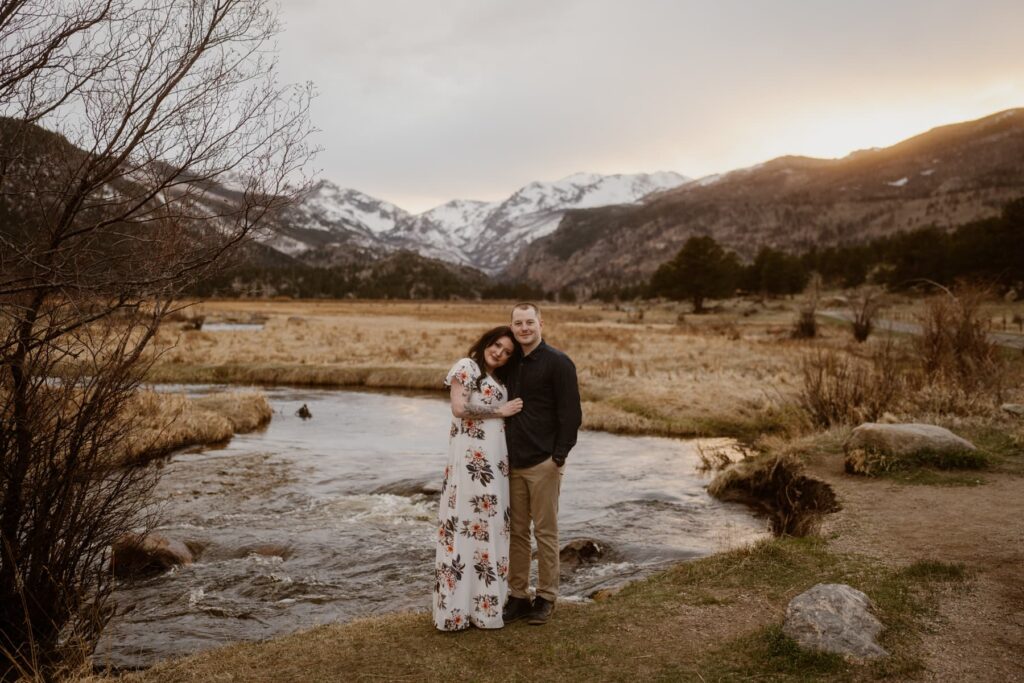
[450,378,523,419]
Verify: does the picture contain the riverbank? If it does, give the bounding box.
[106,451,1023,681]
[121,389,272,464]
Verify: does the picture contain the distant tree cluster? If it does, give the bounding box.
[804,197,1024,290]
[192,252,487,300]
[643,197,1024,310]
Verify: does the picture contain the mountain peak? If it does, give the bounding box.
[273,171,691,274]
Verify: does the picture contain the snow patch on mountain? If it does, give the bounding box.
[270,171,689,272]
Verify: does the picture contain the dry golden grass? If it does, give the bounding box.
[148,299,823,439]
[119,389,271,464]
[138,296,1024,444]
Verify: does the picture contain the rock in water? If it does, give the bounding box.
[559,538,606,575]
[371,478,442,497]
[112,532,195,577]
[845,423,976,456]
[783,583,888,661]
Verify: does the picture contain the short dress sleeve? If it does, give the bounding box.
[444,357,480,389]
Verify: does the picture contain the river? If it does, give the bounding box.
[97,386,767,669]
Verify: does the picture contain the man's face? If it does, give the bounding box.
[511,306,542,347]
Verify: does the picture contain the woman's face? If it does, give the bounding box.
[484,336,515,370]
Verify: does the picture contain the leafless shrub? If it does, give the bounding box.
[0,0,313,677]
[849,287,883,343]
[791,310,818,339]
[791,273,823,339]
[914,285,1002,395]
[798,344,902,427]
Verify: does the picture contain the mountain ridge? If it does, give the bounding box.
[265,171,690,273]
[504,108,1024,293]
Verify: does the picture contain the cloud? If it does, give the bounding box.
[276,0,1024,212]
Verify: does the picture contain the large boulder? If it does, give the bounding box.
[112,532,196,577]
[844,423,977,475]
[1001,403,1024,417]
[845,423,976,456]
[783,583,888,661]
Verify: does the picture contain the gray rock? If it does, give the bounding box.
[845,423,976,457]
[371,478,442,497]
[111,532,195,577]
[783,583,888,660]
[1001,403,1024,416]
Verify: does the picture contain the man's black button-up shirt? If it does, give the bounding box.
[505,340,582,469]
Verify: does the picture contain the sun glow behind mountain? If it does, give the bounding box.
[672,87,1024,181]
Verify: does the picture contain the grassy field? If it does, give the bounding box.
[99,293,1024,682]
[111,538,970,682]
[148,296,1024,442]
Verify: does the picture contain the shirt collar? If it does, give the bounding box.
[523,340,548,360]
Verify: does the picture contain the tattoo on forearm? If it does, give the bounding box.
[455,384,502,419]
[460,405,503,419]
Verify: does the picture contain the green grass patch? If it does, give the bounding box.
[125,536,966,683]
[606,396,796,441]
[700,625,851,681]
[692,540,973,681]
[963,425,1024,475]
[897,560,969,583]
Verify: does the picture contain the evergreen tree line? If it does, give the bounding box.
[190,252,485,300]
[639,197,1024,309]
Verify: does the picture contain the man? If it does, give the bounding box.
[502,302,582,626]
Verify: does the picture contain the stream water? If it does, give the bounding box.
[97,386,766,669]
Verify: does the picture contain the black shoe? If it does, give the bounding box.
[502,596,533,623]
[527,597,554,625]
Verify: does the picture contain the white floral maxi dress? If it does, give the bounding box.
[433,358,511,630]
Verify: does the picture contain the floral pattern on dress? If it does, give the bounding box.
[460,518,489,542]
[473,549,497,586]
[443,609,468,631]
[473,594,500,618]
[469,494,499,517]
[461,419,485,440]
[437,516,458,555]
[433,357,511,631]
[465,448,494,485]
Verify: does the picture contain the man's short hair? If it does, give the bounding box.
[511,301,541,319]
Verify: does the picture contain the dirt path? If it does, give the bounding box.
[808,454,1024,682]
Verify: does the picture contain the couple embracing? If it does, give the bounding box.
[433,302,582,631]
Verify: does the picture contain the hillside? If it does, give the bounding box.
[504,109,1024,293]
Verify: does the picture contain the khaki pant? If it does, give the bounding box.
[508,457,563,602]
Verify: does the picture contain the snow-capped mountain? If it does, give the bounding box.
[461,171,689,272]
[386,198,495,265]
[265,171,690,273]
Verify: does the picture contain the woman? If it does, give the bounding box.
[433,326,523,631]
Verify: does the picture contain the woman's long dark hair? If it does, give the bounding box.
[467,325,520,390]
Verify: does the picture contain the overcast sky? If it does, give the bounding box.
[275,0,1024,213]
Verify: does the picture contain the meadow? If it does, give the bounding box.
[100,292,1024,682]
[147,294,1024,443]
